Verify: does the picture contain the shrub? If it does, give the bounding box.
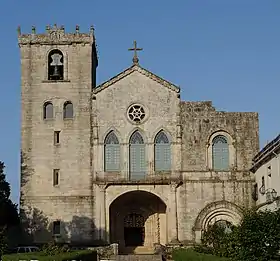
[236,208,280,261]
[2,249,97,261]
[193,244,214,255]
[196,208,280,261]
[172,248,231,261]
[201,221,239,258]
[41,241,70,255]
[0,227,8,256]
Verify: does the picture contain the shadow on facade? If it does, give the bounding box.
[20,151,33,188]
[20,153,109,246]
[20,207,109,247]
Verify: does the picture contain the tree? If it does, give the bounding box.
[236,209,280,261]
[0,161,19,254]
[200,220,239,258]
[197,208,280,261]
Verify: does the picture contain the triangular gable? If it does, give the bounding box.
[93,64,180,94]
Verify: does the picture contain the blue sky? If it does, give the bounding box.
[0,0,279,204]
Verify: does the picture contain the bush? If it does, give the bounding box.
[196,208,280,261]
[0,228,8,256]
[193,244,214,255]
[172,248,231,261]
[2,249,97,261]
[236,209,280,261]
[41,242,70,255]
[201,221,239,258]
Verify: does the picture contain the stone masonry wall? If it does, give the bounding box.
[18,25,260,246]
[19,26,97,244]
[180,101,259,171]
[176,101,259,242]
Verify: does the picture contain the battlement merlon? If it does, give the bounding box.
[17,24,97,46]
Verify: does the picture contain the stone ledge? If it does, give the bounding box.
[42,80,71,83]
[94,178,183,188]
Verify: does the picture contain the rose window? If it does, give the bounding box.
[127,105,146,123]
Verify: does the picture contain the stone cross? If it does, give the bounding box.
[128,40,143,64]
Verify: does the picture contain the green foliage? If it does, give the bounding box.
[197,208,280,261]
[201,221,239,258]
[41,242,70,256]
[193,244,214,255]
[0,161,19,228]
[236,208,280,261]
[0,161,20,254]
[2,249,97,261]
[172,248,231,261]
[0,227,8,255]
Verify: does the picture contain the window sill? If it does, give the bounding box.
[42,80,71,83]
[154,171,172,174]
[43,118,54,121]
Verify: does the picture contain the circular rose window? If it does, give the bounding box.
[127,104,146,123]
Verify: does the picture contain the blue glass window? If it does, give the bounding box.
[212,135,229,171]
[104,131,120,171]
[155,131,171,171]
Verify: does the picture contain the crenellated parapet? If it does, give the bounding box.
[17,24,96,46]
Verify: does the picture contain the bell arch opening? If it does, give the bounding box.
[109,190,167,251]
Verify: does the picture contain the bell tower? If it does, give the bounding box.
[18,24,98,243]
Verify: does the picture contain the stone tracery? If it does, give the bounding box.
[127,104,146,123]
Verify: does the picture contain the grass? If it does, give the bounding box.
[172,248,232,261]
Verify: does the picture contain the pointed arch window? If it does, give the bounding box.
[63,101,73,119]
[48,49,64,80]
[43,102,53,119]
[104,131,120,172]
[212,135,229,171]
[129,131,146,180]
[155,131,171,171]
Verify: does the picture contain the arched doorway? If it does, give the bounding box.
[109,191,167,251]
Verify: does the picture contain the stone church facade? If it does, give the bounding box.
[19,25,259,251]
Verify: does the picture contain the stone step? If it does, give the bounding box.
[116,254,162,261]
[121,246,155,255]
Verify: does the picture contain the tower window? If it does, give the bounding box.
[43,102,53,119]
[63,101,73,119]
[54,131,60,145]
[48,49,64,80]
[53,169,59,186]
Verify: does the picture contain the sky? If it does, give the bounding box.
[0,0,279,204]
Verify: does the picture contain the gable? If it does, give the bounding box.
[93,64,180,94]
